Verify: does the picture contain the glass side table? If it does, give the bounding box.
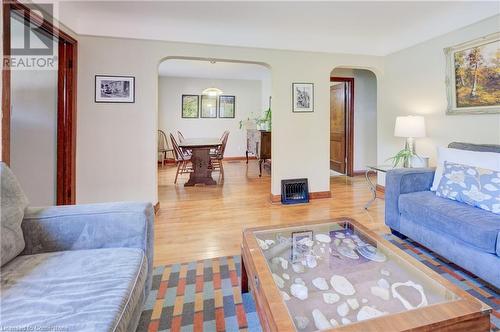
[364,165,396,209]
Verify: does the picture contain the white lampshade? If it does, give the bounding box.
[394,116,426,138]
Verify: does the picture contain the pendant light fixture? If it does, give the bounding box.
[202,60,223,97]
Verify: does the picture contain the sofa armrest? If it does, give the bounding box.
[385,168,435,231]
[21,201,153,256]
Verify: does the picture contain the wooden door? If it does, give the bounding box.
[330,83,346,173]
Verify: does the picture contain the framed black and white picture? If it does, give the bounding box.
[201,95,217,118]
[218,95,235,118]
[95,75,135,103]
[292,83,314,112]
[291,230,313,263]
[181,95,199,118]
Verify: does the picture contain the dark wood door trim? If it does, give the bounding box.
[2,1,11,164]
[330,76,354,177]
[2,0,78,204]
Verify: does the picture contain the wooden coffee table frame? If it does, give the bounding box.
[241,218,491,332]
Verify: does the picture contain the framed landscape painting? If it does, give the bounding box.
[201,95,217,118]
[181,95,199,118]
[218,95,235,118]
[445,32,500,114]
[292,83,314,112]
[95,75,135,103]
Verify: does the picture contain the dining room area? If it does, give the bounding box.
[156,58,272,191]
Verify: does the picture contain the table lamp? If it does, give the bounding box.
[394,115,426,167]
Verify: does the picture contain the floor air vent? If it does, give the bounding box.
[281,178,309,204]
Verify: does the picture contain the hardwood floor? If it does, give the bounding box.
[154,160,386,266]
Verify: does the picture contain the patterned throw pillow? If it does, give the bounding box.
[436,161,500,214]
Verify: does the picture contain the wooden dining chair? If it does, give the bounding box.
[158,130,174,167]
[177,131,192,156]
[170,133,192,184]
[210,131,229,180]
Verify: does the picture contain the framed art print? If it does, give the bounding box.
[95,75,135,103]
[444,32,500,115]
[181,95,199,118]
[291,230,313,263]
[201,95,217,118]
[292,83,314,112]
[218,95,235,118]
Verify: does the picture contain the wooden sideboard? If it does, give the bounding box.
[246,129,271,177]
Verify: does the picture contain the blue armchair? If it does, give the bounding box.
[1,162,154,332]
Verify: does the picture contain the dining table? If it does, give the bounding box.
[178,137,222,186]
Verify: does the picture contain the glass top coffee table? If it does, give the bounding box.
[241,218,490,331]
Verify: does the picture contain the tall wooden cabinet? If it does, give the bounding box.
[246,129,271,177]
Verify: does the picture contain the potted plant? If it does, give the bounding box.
[387,148,422,168]
[239,108,272,131]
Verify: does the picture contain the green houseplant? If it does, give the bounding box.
[239,108,272,131]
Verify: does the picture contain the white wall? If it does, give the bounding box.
[9,25,58,206]
[331,68,378,171]
[378,15,500,185]
[76,35,384,204]
[158,76,263,157]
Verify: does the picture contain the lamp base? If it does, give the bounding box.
[404,137,415,168]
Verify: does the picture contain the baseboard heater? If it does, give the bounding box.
[281,178,309,204]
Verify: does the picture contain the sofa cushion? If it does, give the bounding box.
[399,191,500,254]
[1,162,29,266]
[0,247,147,332]
[436,162,500,214]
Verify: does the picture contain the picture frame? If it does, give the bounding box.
[292,83,314,112]
[291,230,313,263]
[181,95,199,118]
[444,32,500,115]
[95,75,135,103]
[201,95,218,118]
[218,95,236,118]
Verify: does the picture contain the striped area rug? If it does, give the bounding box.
[137,237,499,332]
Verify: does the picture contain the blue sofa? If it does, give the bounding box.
[0,163,154,331]
[385,142,500,289]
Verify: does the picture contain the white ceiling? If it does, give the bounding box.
[158,59,271,80]
[53,1,499,56]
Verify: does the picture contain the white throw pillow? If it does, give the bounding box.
[431,147,500,191]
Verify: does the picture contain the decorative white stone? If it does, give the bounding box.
[315,234,332,243]
[370,286,390,300]
[377,278,390,289]
[380,269,390,277]
[294,316,309,330]
[337,246,359,259]
[391,281,428,310]
[282,273,290,280]
[256,238,269,250]
[280,258,289,270]
[265,239,275,247]
[290,283,309,300]
[361,298,368,304]
[272,273,285,289]
[306,255,318,268]
[330,275,356,296]
[334,232,346,239]
[347,298,359,310]
[322,292,340,304]
[333,238,341,246]
[312,309,332,330]
[295,278,305,286]
[357,306,386,322]
[292,263,305,274]
[320,247,325,254]
[281,291,291,301]
[337,302,350,317]
[341,318,352,325]
[329,318,339,327]
[312,277,329,291]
